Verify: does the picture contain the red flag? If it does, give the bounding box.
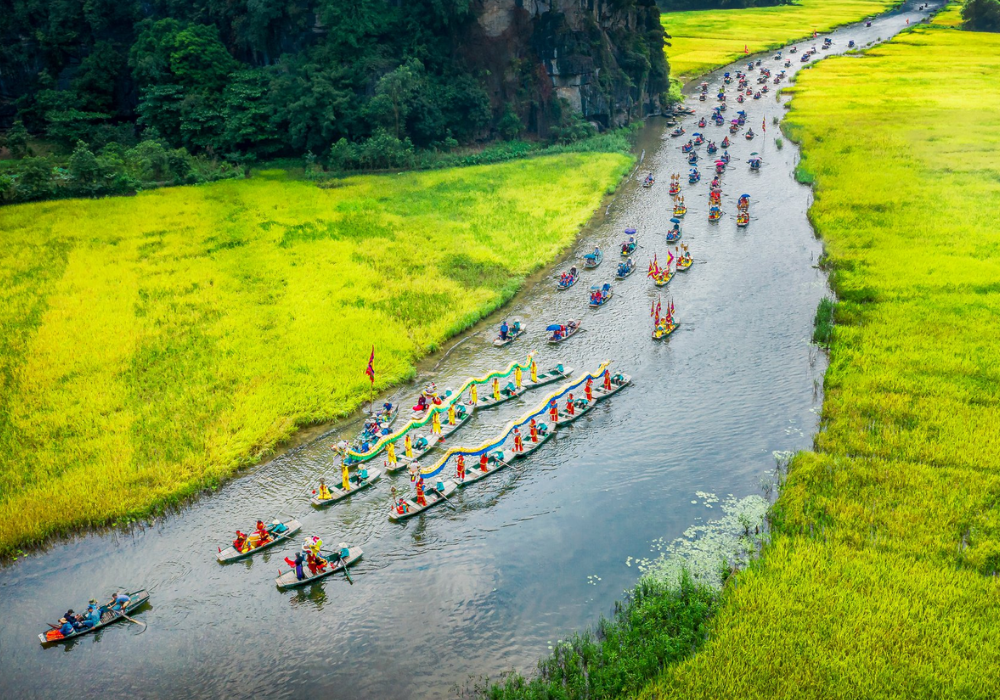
[762,118,766,133]
[650,300,656,317]
[670,298,675,314]
[655,300,662,321]
[365,346,375,384]
[647,259,654,276]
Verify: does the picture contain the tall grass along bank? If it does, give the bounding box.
[663,0,900,80]
[643,8,1000,698]
[0,153,631,557]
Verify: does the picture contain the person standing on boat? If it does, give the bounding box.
[565,394,575,416]
[529,418,539,443]
[514,364,522,389]
[492,377,500,402]
[387,440,397,467]
[513,427,524,453]
[470,383,478,405]
[432,410,441,436]
[341,462,351,492]
[456,454,466,481]
[448,402,456,426]
[585,378,594,402]
[603,369,612,391]
[415,479,427,507]
[530,357,538,384]
[548,399,558,423]
[479,453,489,472]
[317,480,333,500]
[499,320,509,341]
[404,433,413,459]
[284,551,306,580]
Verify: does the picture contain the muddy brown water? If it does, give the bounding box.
[0,3,940,697]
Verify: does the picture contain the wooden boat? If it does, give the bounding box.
[493,323,526,347]
[676,256,693,271]
[652,270,673,287]
[591,373,633,400]
[708,208,722,222]
[557,268,579,290]
[474,383,526,410]
[668,184,681,196]
[491,422,555,461]
[620,237,638,258]
[311,470,382,507]
[642,177,654,188]
[737,213,750,228]
[665,230,682,244]
[217,519,302,563]
[456,455,510,487]
[523,365,574,389]
[396,433,441,465]
[548,322,582,343]
[652,321,680,340]
[555,398,595,427]
[275,547,363,590]
[583,248,604,269]
[688,172,701,184]
[615,259,636,280]
[588,284,613,308]
[39,590,151,645]
[389,480,459,521]
[672,205,687,217]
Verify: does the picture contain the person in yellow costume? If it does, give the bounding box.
[387,440,397,466]
[492,377,500,401]
[432,410,441,435]
[514,365,522,389]
[405,433,413,458]
[341,463,351,492]
[317,479,333,500]
[530,358,538,383]
[470,383,478,405]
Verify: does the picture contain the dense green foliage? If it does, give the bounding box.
[641,7,1000,697]
[0,139,241,203]
[472,575,718,699]
[1,0,667,174]
[962,0,1000,30]
[658,0,789,11]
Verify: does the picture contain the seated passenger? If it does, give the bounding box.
[233,530,248,551]
[58,617,76,636]
[317,480,333,500]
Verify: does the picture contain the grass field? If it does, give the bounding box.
[663,0,901,80]
[642,7,1000,698]
[0,153,631,556]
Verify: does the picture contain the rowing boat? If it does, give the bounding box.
[493,324,526,347]
[275,547,363,590]
[524,365,573,388]
[583,248,604,269]
[652,322,680,340]
[498,422,554,459]
[39,590,150,645]
[591,373,632,400]
[676,256,693,272]
[396,433,440,464]
[548,322,582,344]
[555,398,595,427]
[217,519,302,563]
[311,470,383,507]
[474,383,526,409]
[588,284,613,308]
[389,480,458,521]
[455,456,509,487]
[615,259,636,280]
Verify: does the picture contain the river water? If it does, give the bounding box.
[0,3,938,697]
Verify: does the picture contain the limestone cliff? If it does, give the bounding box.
[467,0,670,135]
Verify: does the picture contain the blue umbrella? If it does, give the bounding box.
[741,193,751,198]
[546,324,564,331]
[624,228,637,234]
[670,218,681,224]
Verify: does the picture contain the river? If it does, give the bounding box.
[0,3,939,697]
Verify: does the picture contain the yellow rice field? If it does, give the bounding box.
[642,8,1000,697]
[663,0,900,80]
[0,153,631,555]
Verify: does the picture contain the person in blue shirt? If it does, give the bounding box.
[107,591,130,611]
[499,320,509,341]
[80,601,101,629]
[58,617,75,636]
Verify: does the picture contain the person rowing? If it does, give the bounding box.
[107,590,131,612]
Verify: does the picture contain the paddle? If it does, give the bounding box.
[432,484,457,510]
[118,610,147,629]
[320,550,354,585]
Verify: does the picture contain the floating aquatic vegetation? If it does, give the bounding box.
[634,493,770,589]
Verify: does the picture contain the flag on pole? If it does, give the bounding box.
[365,346,375,384]
[670,298,675,314]
[650,300,656,317]
[655,299,662,322]
[762,118,766,134]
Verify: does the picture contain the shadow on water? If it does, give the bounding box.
[0,2,941,697]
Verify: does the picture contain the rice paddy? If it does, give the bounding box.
[0,153,631,555]
[642,8,1000,697]
[663,0,901,80]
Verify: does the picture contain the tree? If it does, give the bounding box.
[372,61,422,139]
[3,120,29,158]
[963,0,1000,32]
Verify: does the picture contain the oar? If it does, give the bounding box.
[432,484,457,510]
[118,610,146,629]
[320,550,354,585]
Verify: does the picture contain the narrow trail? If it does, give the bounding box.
[0,3,940,697]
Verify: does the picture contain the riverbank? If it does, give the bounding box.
[643,5,1000,697]
[0,153,631,557]
[663,0,901,80]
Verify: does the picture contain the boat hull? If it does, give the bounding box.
[275,547,363,590]
[39,590,151,645]
[217,520,302,563]
[311,471,383,507]
[389,480,459,521]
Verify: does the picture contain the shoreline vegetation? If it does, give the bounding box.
[0,152,631,558]
[642,4,1000,696]
[663,0,902,80]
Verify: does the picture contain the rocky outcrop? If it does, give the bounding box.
[468,0,669,134]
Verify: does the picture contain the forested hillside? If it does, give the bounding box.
[0,0,668,165]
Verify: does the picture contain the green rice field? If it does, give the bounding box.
[642,7,1000,697]
[0,153,631,556]
[663,0,900,80]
